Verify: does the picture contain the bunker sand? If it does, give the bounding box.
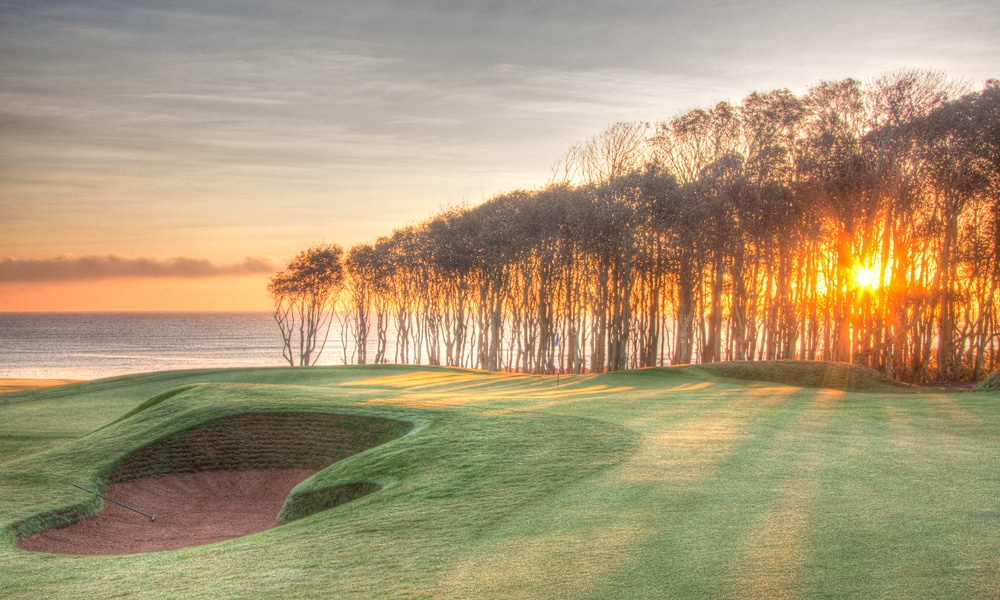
[18,468,315,555]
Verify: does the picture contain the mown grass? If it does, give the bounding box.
[1,363,998,598]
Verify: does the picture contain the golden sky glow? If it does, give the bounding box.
[0,277,271,312]
[1,1,997,311]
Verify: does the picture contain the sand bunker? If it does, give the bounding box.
[16,411,411,555]
[19,469,316,554]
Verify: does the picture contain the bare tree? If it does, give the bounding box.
[345,243,378,365]
[267,244,345,366]
[557,121,652,185]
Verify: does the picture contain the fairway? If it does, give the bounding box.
[1,364,998,599]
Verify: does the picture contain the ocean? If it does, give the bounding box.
[0,312,354,380]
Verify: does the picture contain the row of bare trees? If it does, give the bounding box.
[272,71,1000,382]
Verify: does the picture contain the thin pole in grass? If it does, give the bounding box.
[73,484,156,521]
[554,334,560,390]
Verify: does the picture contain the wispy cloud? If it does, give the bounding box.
[1,0,997,271]
[0,255,278,282]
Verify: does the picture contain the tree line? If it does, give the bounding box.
[270,70,1000,383]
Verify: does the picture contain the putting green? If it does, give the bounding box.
[1,363,998,598]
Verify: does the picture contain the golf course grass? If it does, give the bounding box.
[1,362,998,598]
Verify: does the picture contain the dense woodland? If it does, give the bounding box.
[271,70,1000,383]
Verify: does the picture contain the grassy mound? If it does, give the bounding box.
[975,368,1000,391]
[279,481,383,523]
[689,360,912,393]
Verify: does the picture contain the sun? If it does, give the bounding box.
[854,265,878,291]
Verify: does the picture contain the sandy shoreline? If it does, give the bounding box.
[0,379,83,394]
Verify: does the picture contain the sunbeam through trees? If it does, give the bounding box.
[273,71,1000,383]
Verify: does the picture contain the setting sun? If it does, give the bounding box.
[854,265,879,291]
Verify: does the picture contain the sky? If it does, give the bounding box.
[1,0,997,311]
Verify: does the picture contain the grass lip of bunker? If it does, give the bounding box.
[17,411,412,554]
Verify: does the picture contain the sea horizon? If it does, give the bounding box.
[0,311,358,381]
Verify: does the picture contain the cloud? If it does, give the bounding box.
[0,255,278,282]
